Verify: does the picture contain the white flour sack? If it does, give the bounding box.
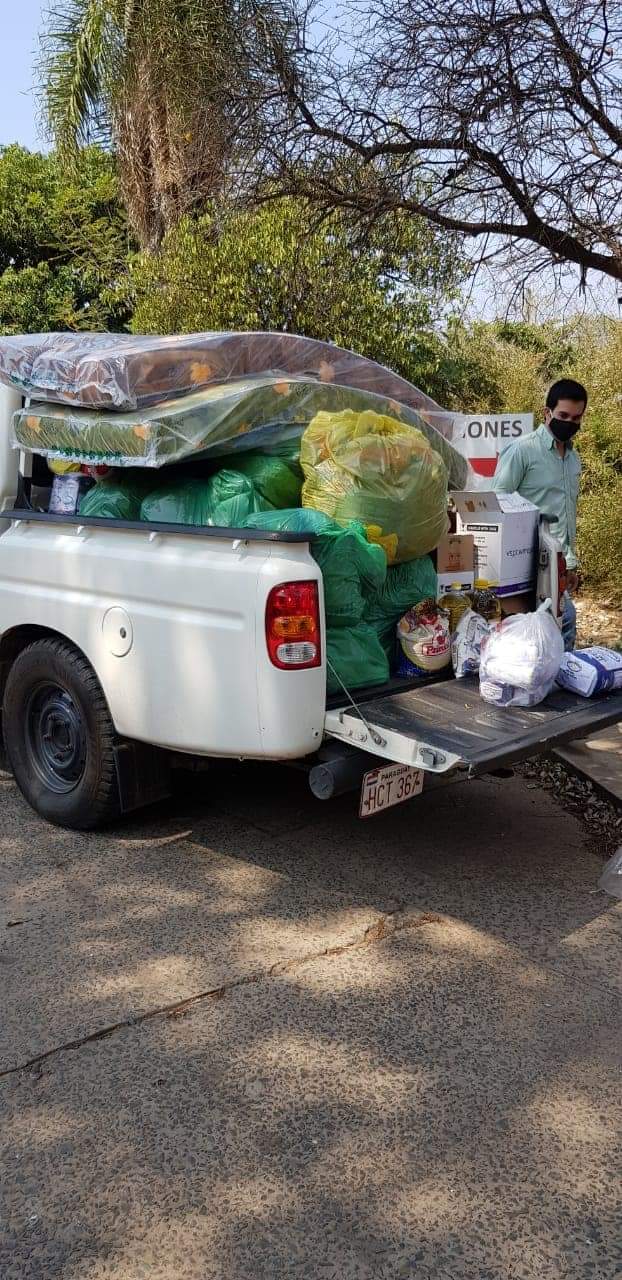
[557,647,622,697]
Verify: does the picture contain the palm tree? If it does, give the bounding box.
[40,0,294,250]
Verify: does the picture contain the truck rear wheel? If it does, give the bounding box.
[3,639,121,829]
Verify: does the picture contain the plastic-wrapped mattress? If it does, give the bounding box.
[12,375,468,487]
[0,330,453,430]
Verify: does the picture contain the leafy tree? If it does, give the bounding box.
[0,144,131,333]
[39,0,295,248]
[127,198,464,396]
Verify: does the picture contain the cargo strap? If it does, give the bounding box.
[326,659,387,749]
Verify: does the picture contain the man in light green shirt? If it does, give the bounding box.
[492,378,587,649]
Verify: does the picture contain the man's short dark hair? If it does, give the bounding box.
[546,379,588,410]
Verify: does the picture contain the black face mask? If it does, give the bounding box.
[549,417,580,443]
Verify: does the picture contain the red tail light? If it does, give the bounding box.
[266,581,321,669]
[557,552,567,617]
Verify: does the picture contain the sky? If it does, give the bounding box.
[1,0,45,150]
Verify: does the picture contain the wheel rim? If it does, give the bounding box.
[25,683,87,794]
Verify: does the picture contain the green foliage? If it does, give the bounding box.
[0,144,131,333]
[570,319,622,601]
[127,200,463,396]
[0,147,58,272]
[438,319,574,416]
[576,460,622,602]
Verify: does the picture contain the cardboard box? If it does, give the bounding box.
[436,533,475,595]
[454,491,539,597]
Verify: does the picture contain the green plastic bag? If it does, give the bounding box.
[140,469,271,527]
[344,524,387,596]
[326,625,390,693]
[207,468,273,524]
[312,530,366,628]
[211,490,271,526]
[254,437,304,474]
[366,556,438,663]
[312,526,386,628]
[141,477,216,525]
[230,452,302,508]
[78,471,155,521]
[240,507,336,536]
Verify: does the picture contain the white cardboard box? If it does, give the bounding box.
[454,491,539,597]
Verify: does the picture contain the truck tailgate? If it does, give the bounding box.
[325,679,622,775]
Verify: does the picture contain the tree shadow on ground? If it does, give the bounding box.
[0,763,620,1279]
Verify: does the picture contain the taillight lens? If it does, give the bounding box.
[557,552,567,617]
[266,581,321,669]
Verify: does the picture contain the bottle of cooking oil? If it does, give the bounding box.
[438,581,472,635]
[472,578,502,622]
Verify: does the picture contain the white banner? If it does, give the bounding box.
[448,413,534,479]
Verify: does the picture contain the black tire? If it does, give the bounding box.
[3,638,121,829]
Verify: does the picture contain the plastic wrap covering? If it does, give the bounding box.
[12,378,467,488]
[0,331,451,428]
[300,409,449,563]
[365,557,438,664]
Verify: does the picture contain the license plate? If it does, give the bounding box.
[359,763,424,818]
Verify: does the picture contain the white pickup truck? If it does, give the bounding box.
[0,385,620,830]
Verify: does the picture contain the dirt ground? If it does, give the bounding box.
[576,593,622,649]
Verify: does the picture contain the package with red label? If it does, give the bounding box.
[396,600,451,676]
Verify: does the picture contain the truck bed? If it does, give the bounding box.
[325,678,622,775]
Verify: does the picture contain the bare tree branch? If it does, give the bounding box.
[240,0,622,283]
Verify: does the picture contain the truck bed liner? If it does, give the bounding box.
[327,678,622,775]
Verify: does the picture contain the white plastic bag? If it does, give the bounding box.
[479,603,564,708]
[598,847,622,899]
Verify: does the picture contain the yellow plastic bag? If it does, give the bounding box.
[48,459,82,475]
[301,409,448,563]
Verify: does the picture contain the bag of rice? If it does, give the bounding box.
[396,600,451,676]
